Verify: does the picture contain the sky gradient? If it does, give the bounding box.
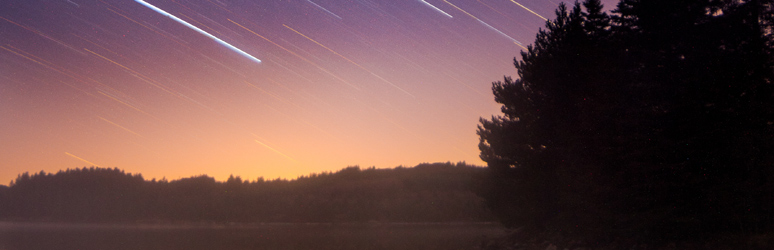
[0,0,618,184]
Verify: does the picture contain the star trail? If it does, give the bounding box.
[134,0,263,63]
[0,0,619,183]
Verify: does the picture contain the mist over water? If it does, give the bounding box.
[0,222,505,250]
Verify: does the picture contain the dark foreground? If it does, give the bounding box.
[0,222,506,250]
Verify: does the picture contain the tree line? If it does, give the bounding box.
[477,0,774,246]
[0,163,494,223]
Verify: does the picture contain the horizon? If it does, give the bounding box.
[1,161,485,186]
[0,0,619,186]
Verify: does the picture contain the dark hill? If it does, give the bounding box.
[0,162,495,223]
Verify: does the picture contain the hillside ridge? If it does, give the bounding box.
[0,162,495,224]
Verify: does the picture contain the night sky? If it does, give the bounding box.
[0,0,617,184]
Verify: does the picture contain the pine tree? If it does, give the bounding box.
[613,0,774,236]
[477,0,614,234]
[479,0,774,243]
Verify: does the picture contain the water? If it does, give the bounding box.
[0,222,505,250]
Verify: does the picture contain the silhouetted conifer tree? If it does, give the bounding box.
[478,0,774,243]
[478,1,614,235]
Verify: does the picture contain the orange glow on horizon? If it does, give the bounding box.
[0,0,582,185]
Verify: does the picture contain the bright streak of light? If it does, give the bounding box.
[133,0,262,63]
[177,12,226,38]
[442,0,523,45]
[514,42,528,50]
[101,0,192,49]
[65,152,100,167]
[509,0,547,21]
[105,8,184,46]
[419,0,453,18]
[228,19,360,90]
[254,139,298,163]
[306,0,342,19]
[98,116,146,138]
[283,24,415,98]
[478,19,520,44]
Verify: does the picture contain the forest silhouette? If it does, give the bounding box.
[477,0,774,247]
[0,163,494,224]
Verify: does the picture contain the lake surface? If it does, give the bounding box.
[0,222,506,250]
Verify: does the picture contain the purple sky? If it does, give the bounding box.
[0,0,620,183]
